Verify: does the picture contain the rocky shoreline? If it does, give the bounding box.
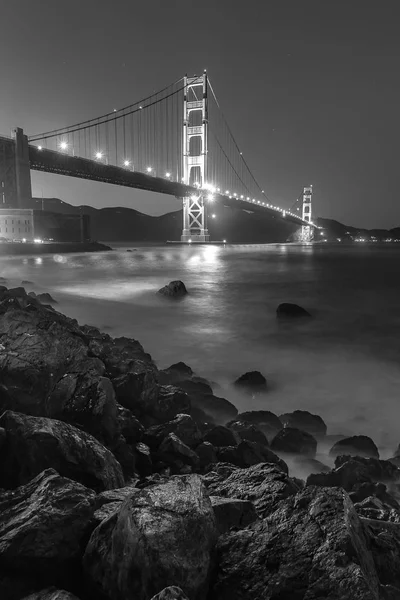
[0,284,400,600]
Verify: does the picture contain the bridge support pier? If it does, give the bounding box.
[12,128,32,208]
[300,185,313,242]
[180,193,209,242]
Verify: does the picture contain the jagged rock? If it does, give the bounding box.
[330,435,380,459]
[190,393,238,425]
[36,292,57,304]
[134,442,153,477]
[236,410,282,441]
[362,518,400,590]
[355,495,400,522]
[210,486,381,600]
[205,462,298,518]
[94,484,139,510]
[150,587,190,600]
[158,362,194,385]
[276,302,312,318]
[271,426,317,458]
[0,410,124,492]
[158,280,188,297]
[116,404,144,444]
[144,413,202,450]
[202,462,240,484]
[133,384,191,427]
[158,433,200,470]
[210,496,258,534]
[111,364,158,410]
[335,455,400,487]
[196,442,218,470]
[217,439,288,472]
[83,474,218,600]
[21,589,82,600]
[233,370,267,393]
[203,425,240,447]
[0,469,95,591]
[279,409,327,439]
[226,419,269,446]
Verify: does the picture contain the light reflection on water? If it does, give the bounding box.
[1,243,400,454]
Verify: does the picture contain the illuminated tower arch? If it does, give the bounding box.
[180,72,210,242]
[301,185,313,241]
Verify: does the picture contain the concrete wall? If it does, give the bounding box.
[0,208,34,241]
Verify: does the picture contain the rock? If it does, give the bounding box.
[355,495,400,522]
[158,280,188,297]
[133,384,191,427]
[380,585,400,600]
[94,484,139,510]
[270,427,317,458]
[111,364,158,411]
[330,435,380,459]
[36,292,57,304]
[134,442,153,477]
[0,410,124,492]
[159,362,194,384]
[196,442,218,470]
[210,496,258,534]
[217,439,288,472]
[150,587,190,600]
[21,590,82,600]
[233,370,267,393]
[276,302,312,318]
[126,249,132,252]
[226,419,269,446]
[211,487,383,600]
[116,404,145,444]
[236,410,282,441]
[0,469,95,591]
[279,409,327,439]
[144,413,202,450]
[190,393,238,425]
[335,455,400,487]
[158,433,200,471]
[362,518,400,590]
[203,425,240,447]
[205,462,299,519]
[83,474,218,600]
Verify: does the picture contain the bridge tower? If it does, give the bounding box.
[0,128,32,209]
[301,185,313,241]
[180,72,210,242]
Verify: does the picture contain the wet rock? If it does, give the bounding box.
[271,426,317,458]
[217,439,288,472]
[0,410,124,492]
[210,486,381,600]
[21,589,82,600]
[134,385,191,427]
[83,474,218,600]
[279,409,327,439]
[178,378,213,397]
[196,442,218,470]
[116,404,145,444]
[210,496,258,534]
[233,370,267,393]
[226,419,269,446]
[157,433,200,471]
[330,435,380,459]
[190,393,238,425]
[202,462,240,484]
[111,364,158,410]
[236,410,282,441]
[203,425,240,447]
[150,587,190,600]
[362,518,400,590]
[355,495,400,522]
[158,280,188,298]
[276,302,312,318]
[134,442,153,477]
[158,362,194,385]
[205,462,298,518]
[36,292,57,304]
[144,413,202,450]
[335,455,400,487]
[94,484,139,511]
[0,469,95,590]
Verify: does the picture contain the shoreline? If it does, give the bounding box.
[0,240,112,256]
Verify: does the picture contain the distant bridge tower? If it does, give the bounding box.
[301,185,313,241]
[180,71,210,242]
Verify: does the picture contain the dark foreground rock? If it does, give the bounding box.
[0,469,95,592]
[21,590,82,600]
[210,496,258,533]
[279,409,327,439]
[158,280,188,298]
[271,426,318,458]
[209,486,381,600]
[83,474,218,600]
[150,588,189,600]
[330,435,380,459]
[276,302,312,318]
[236,410,282,441]
[0,410,124,492]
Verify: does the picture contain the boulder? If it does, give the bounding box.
[189,393,238,425]
[144,413,202,450]
[271,427,317,458]
[158,433,200,470]
[158,362,194,385]
[210,486,382,599]
[279,409,327,439]
[210,496,258,534]
[0,410,124,492]
[36,292,57,304]
[21,590,82,600]
[355,495,400,522]
[205,462,299,518]
[150,587,190,600]
[0,469,95,590]
[94,484,139,510]
[83,474,218,600]
[133,385,191,427]
[217,439,288,472]
[134,442,153,477]
[196,442,218,470]
[111,364,158,411]
[236,410,282,441]
[276,302,312,318]
[116,404,145,444]
[158,280,188,297]
[203,425,240,447]
[233,370,267,393]
[330,435,380,459]
[362,518,400,590]
[226,419,269,446]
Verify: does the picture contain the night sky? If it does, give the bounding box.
[1,0,399,229]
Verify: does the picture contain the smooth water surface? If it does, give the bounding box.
[1,242,400,454]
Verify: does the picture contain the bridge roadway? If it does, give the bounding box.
[28,145,310,228]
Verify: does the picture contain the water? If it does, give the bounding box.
[1,242,400,458]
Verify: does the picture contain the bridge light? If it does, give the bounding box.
[95,151,103,160]
[207,194,214,201]
[246,197,250,201]
[59,141,68,151]
[188,239,192,243]
[146,166,153,173]
[211,214,216,218]
[240,195,244,199]
[166,172,171,178]
[233,193,237,197]
[190,195,198,201]
[223,239,226,243]
[217,187,220,192]
[38,146,42,150]
[124,160,131,167]
[225,190,230,195]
